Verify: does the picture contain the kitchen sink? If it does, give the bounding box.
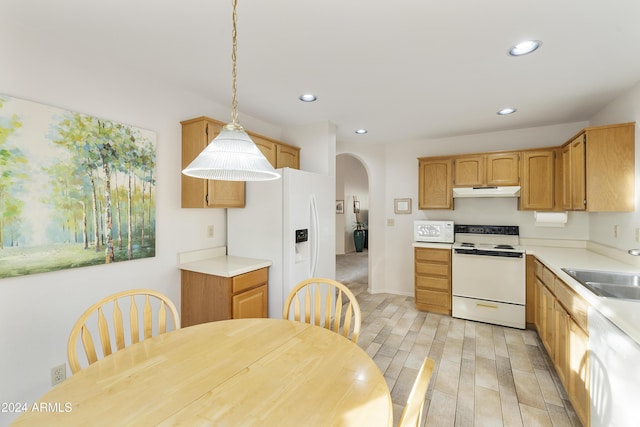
[561,268,640,301]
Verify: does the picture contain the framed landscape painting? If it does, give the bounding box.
[0,94,156,279]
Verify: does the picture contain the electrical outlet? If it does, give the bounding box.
[51,363,66,386]
[207,225,214,238]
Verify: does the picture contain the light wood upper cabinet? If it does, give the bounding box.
[181,116,245,208]
[562,122,635,212]
[563,134,586,210]
[520,149,558,211]
[453,152,519,187]
[252,133,300,169]
[276,143,300,169]
[252,135,277,166]
[486,152,520,186]
[181,116,301,209]
[418,157,453,209]
[453,155,484,186]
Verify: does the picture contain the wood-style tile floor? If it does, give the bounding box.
[336,251,582,427]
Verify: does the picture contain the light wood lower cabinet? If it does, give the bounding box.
[181,267,268,327]
[414,247,451,314]
[532,258,590,426]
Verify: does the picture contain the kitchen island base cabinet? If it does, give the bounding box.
[181,267,268,327]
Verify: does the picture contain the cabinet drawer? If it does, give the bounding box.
[415,289,451,309]
[416,276,450,291]
[232,268,268,293]
[541,266,555,293]
[415,248,451,263]
[535,259,544,279]
[416,262,450,277]
[554,278,589,332]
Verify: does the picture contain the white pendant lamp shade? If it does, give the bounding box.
[182,123,280,181]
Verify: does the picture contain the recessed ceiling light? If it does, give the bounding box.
[299,94,317,102]
[508,40,541,56]
[497,108,517,115]
[355,129,368,134]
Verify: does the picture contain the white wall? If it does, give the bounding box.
[284,121,337,177]
[0,72,287,427]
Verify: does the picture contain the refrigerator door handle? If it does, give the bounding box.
[310,194,320,277]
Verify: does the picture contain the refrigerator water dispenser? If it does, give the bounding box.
[295,229,309,263]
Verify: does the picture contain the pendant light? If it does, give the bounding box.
[182,0,280,181]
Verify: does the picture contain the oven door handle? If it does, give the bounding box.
[453,248,523,258]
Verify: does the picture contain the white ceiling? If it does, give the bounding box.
[2,0,640,146]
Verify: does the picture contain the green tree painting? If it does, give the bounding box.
[0,95,156,279]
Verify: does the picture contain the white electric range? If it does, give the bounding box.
[451,224,526,329]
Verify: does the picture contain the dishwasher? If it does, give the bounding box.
[589,307,640,427]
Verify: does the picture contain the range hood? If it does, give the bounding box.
[452,186,521,198]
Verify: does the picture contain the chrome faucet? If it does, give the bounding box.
[628,249,640,256]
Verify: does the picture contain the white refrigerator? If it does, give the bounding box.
[227,168,335,318]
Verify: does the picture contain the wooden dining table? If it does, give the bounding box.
[12,318,392,426]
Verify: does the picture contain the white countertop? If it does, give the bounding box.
[178,247,272,277]
[525,245,640,345]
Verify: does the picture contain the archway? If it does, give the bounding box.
[335,154,369,286]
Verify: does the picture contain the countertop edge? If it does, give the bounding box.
[179,255,272,278]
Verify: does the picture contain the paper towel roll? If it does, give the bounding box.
[534,211,568,227]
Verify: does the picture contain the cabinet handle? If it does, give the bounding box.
[476,302,498,309]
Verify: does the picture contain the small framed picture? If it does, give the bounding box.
[353,200,360,213]
[336,200,344,214]
[394,198,412,214]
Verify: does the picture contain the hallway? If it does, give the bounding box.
[336,252,581,427]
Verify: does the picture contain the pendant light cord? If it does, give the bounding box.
[230,0,240,127]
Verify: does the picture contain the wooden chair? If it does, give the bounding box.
[67,289,180,374]
[397,356,436,427]
[283,278,362,343]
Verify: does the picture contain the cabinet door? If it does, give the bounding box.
[553,301,570,386]
[584,123,635,212]
[180,270,232,327]
[276,144,300,169]
[569,135,586,211]
[569,320,590,427]
[418,158,453,209]
[454,155,484,186]
[486,152,519,186]
[233,285,268,318]
[252,135,277,167]
[541,285,555,359]
[520,150,555,210]
[562,144,572,210]
[534,278,543,332]
[181,117,245,208]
